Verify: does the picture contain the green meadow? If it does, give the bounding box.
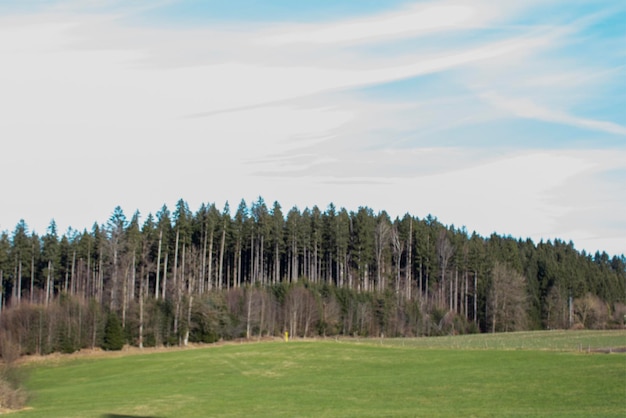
[13,331,626,417]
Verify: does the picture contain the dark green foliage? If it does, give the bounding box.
[102,313,125,351]
[269,282,289,305]
[189,295,228,343]
[142,332,156,348]
[374,291,395,335]
[56,321,78,354]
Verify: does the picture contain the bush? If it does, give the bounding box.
[0,337,28,411]
[0,378,27,411]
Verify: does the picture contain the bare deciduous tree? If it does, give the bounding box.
[574,293,608,329]
[488,262,527,332]
[285,287,319,338]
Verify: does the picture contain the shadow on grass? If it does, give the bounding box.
[101,415,164,418]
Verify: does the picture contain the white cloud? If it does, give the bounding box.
[260,0,496,45]
[411,152,592,233]
[480,92,626,136]
[303,149,622,254]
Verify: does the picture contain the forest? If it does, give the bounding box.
[0,198,624,357]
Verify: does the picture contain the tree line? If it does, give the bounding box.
[0,198,624,356]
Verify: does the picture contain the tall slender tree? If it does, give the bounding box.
[270,201,284,284]
[107,206,127,312]
[374,212,391,292]
[41,221,59,306]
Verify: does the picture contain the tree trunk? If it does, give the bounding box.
[17,260,22,305]
[30,256,35,303]
[291,237,298,283]
[463,270,469,318]
[122,262,129,328]
[46,260,52,306]
[98,254,103,304]
[201,226,208,293]
[250,235,255,284]
[474,272,478,323]
[395,249,401,297]
[259,234,264,285]
[218,225,226,289]
[419,260,423,297]
[336,248,341,287]
[139,267,145,349]
[173,229,180,299]
[454,269,459,312]
[407,220,412,300]
[449,276,453,311]
[131,251,137,301]
[274,243,280,283]
[64,264,69,294]
[492,292,497,333]
[111,240,119,312]
[237,242,242,287]
[70,251,76,295]
[155,229,162,300]
[184,295,192,346]
[207,229,214,290]
[87,246,92,298]
[174,241,183,338]
[161,252,168,300]
[313,241,318,283]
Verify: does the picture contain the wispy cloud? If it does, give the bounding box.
[480,92,626,136]
[260,0,499,45]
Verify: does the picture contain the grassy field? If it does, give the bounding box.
[12,331,626,417]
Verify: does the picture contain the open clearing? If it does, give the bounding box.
[10,331,626,417]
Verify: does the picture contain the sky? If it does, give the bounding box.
[1,0,625,256]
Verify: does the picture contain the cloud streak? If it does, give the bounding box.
[260,0,498,45]
[481,92,626,136]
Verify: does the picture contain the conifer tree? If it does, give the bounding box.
[102,312,124,351]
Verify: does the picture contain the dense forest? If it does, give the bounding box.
[0,198,624,357]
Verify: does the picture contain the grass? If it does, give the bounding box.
[12,330,626,417]
[358,329,626,351]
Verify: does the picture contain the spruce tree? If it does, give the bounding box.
[102,313,125,351]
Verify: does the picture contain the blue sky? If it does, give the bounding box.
[1,0,625,256]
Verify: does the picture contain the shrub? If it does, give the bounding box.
[0,337,27,411]
[0,378,27,411]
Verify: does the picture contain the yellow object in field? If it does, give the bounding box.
[284,331,289,342]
